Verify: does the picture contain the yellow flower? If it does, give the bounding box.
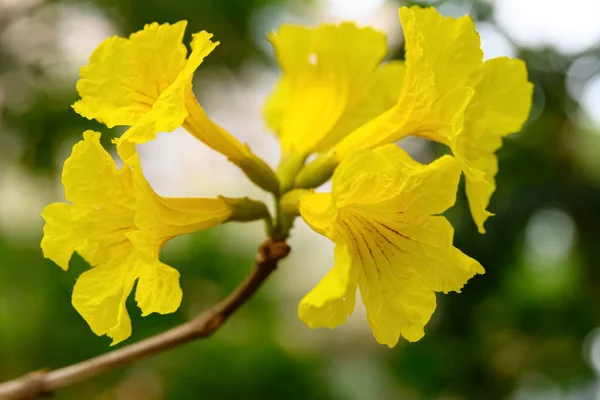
[41,131,264,344]
[73,21,278,193]
[263,22,405,172]
[298,144,483,347]
[295,6,533,233]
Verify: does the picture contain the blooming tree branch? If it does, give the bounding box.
[0,5,533,398]
[0,240,290,400]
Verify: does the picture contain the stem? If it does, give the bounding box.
[0,240,290,400]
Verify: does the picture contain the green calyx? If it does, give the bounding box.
[236,155,281,196]
[293,152,338,189]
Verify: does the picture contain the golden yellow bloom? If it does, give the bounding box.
[298,145,483,347]
[294,6,533,233]
[73,21,278,193]
[263,22,405,158]
[41,131,264,344]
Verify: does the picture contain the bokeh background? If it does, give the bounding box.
[1,0,600,398]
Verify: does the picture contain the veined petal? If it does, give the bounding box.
[266,22,390,155]
[338,204,482,346]
[456,58,533,232]
[297,147,483,346]
[339,211,436,345]
[73,22,189,127]
[298,241,356,328]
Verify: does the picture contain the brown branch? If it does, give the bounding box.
[0,240,290,400]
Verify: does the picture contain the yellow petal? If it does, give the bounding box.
[318,61,406,151]
[42,131,234,344]
[334,7,532,233]
[41,131,135,269]
[339,211,437,345]
[330,147,401,208]
[266,22,390,155]
[135,262,182,316]
[127,153,233,236]
[456,58,533,232]
[334,6,481,156]
[63,131,134,207]
[115,30,219,158]
[262,75,289,135]
[127,231,183,316]
[338,206,482,346]
[298,192,334,237]
[180,96,253,162]
[401,6,482,96]
[73,22,189,127]
[372,145,462,215]
[330,144,461,212]
[41,201,133,269]
[398,215,485,292]
[41,203,80,270]
[298,241,356,328]
[72,254,138,345]
[298,146,483,346]
[72,234,184,345]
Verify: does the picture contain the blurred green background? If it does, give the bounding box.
[2,0,600,399]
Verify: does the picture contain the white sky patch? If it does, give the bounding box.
[477,22,516,60]
[580,74,600,129]
[436,0,473,18]
[524,208,576,267]
[0,0,39,13]
[494,0,600,55]
[511,373,564,400]
[325,0,387,20]
[253,0,403,54]
[583,328,600,376]
[566,56,600,101]
[0,166,52,241]
[321,0,402,49]
[56,4,117,79]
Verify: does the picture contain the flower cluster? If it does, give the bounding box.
[41,6,532,346]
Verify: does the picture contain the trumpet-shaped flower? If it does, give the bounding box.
[73,22,278,193]
[263,22,405,158]
[41,131,257,344]
[294,6,533,233]
[298,145,484,347]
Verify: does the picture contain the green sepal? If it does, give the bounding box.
[221,197,271,223]
[293,152,338,189]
